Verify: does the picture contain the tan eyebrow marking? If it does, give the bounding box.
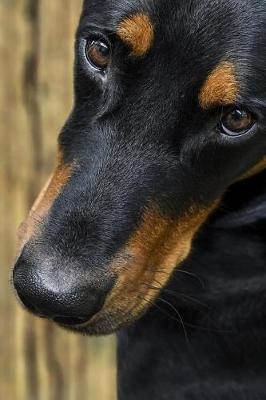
[199,61,239,109]
[117,13,154,56]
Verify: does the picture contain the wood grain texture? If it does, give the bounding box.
[0,1,116,399]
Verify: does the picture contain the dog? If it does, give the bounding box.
[12,0,266,398]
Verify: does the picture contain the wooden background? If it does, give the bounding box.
[0,1,116,399]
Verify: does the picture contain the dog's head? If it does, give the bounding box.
[13,0,266,334]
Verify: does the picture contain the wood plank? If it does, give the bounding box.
[0,1,117,399]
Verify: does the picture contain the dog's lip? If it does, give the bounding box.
[51,302,106,329]
[60,291,152,333]
[60,307,106,329]
[67,276,158,332]
[52,315,90,326]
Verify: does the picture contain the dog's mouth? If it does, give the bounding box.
[14,197,217,335]
[56,295,148,335]
[54,269,168,335]
[53,204,216,335]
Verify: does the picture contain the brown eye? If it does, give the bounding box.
[220,107,256,136]
[86,39,111,70]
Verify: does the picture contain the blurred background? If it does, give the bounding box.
[0,1,116,399]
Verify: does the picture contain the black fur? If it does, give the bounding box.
[118,171,266,399]
[13,0,266,398]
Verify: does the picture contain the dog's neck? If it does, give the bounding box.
[117,171,266,400]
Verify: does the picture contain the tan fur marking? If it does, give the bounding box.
[86,202,218,330]
[16,152,72,258]
[199,62,239,109]
[240,156,266,181]
[117,13,154,56]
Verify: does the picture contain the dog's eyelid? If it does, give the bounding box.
[216,102,260,119]
[76,23,115,41]
[234,102,262,120]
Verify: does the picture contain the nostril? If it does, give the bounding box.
[53,315,90,326]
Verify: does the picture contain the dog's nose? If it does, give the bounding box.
[13,255,112,326]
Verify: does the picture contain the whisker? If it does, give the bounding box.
[175,269,206,289]
[136,291,191,346]
[157,297,190,345]
[136,287,232,334]
[120,261,205,291]
[108,263,232,334]
[149,266,206,289]
[142,281,208,309]
[152,277,208,308]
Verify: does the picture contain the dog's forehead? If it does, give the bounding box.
[80,0,262,58]
[80,0,266,103]
[80,0,257,30]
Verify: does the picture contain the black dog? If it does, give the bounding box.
[13,0,266,398]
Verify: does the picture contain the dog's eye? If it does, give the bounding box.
[86,39,111,71]
[220,107,255,136]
